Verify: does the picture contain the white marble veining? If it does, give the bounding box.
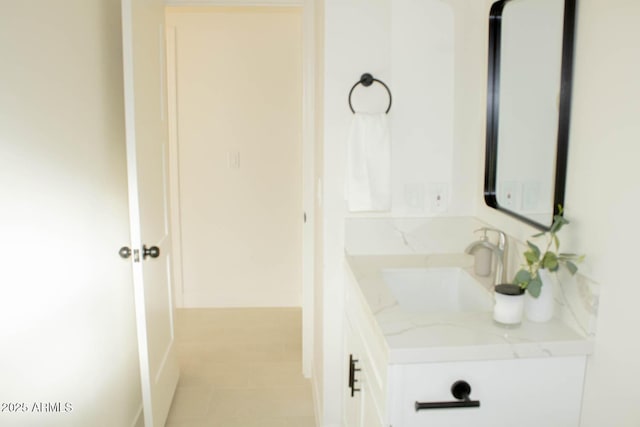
[345,217,600,338]
[345,216,490,255]
[346,254,594,365]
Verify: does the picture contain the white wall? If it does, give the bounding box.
[312,0,326,424]
[320,0,477,423]
[321,0,640,424]
[476,0,640,425]
[325,0,472,219]
[322,1,389,422]
[166,7,303,308]
[0,2,141,426]
[565,1,640,424]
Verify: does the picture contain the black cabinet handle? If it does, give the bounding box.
[348,354,361,397]
[415,380,480,411]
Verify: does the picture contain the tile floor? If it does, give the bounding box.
[165,308,316,427]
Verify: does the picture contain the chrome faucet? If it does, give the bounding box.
[465,228,508,284]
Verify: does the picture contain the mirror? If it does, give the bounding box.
[484,0,576,229]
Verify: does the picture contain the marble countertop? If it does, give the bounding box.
[346,254,594,365]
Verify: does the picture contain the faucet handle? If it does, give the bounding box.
[473,228,490,240]
[474,227,507,246]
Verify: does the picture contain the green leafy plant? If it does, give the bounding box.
[513,206,585,298]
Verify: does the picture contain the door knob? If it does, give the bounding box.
[143,245,160,259]
[119,247,132,259]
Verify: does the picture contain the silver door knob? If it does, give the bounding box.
[119,247,132,259]
[143,245,160,259]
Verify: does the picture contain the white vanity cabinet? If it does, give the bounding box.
[343,259,590,427]
[343,316,386,427]
[343,267,388,427]
[387,356,586,427]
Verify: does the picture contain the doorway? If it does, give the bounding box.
[166,6,304,309]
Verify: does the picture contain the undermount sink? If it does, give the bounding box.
[381,267,493,314]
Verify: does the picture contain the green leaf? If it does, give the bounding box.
[542,252,559,271]
[566,261,578,275]
[526,241,541,258]
[514,269,532,285]
[550,214,569,234]
[558,252,579,258]
[527,276,543,298]
[532,231,546,238]
[553,234,560,251]
[524,250,539,266]
[558,253,585,264]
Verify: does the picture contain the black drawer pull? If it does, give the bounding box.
[348,354,361,397]
[415,380,480,411]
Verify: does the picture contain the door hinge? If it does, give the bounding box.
[133,249,141,263]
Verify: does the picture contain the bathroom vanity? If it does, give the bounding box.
[342,254,593,427]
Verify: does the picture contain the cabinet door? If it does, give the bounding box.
[343,318,364,427]
[344,316,387,427]
[389,356,586,427]
[361,385,386,427]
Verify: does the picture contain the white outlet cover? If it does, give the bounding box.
[429,183,449,213]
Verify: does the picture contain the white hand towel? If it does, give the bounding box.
[345,113,391,212]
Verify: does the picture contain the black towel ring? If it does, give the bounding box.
[348,73,392,114]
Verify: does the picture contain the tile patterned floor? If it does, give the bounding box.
[165,308,316,427]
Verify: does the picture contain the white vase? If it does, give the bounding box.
[524,269,555,322]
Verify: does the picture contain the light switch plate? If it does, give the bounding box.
[404,183,426,212]
[227,151,240,169]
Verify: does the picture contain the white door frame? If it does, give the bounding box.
[165,0,315,378]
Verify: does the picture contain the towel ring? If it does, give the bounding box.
[348,73,392,114]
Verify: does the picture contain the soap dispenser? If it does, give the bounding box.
[472,228,493,277]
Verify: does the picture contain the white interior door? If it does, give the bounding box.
[1,2,145,425]
[121,0,179,426]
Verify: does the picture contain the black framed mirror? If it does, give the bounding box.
[484,0,576,230]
